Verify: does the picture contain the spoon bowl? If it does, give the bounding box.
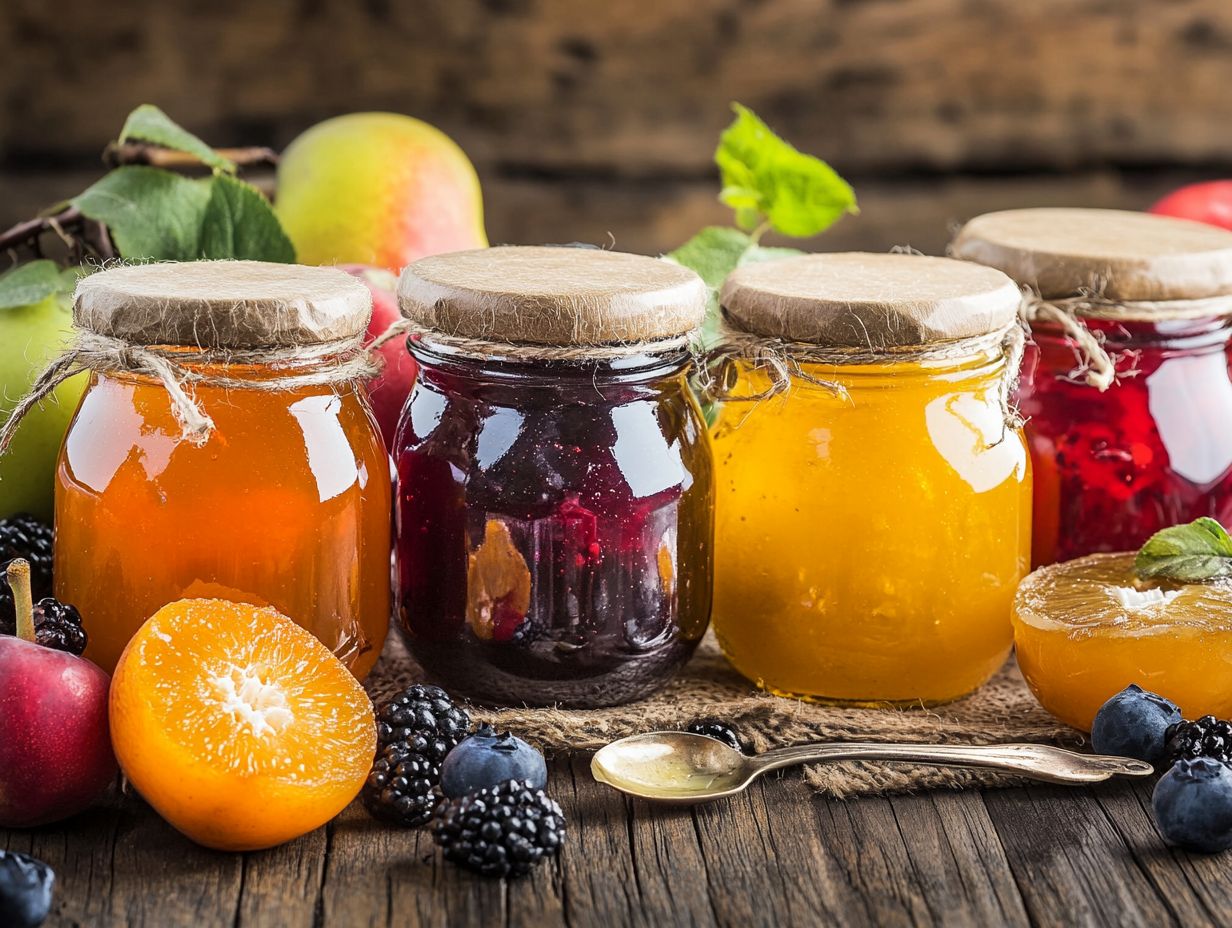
[591,731,1155,805]
[591,732,758,803]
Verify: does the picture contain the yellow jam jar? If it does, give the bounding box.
[709,252,1032,705]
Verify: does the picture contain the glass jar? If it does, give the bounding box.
[710,252,1031,705]
[49,262,391,677]
[1018,316,1232,565]
[392,246,712,707]
[953,207,1232,565]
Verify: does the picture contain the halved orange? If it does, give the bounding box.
[110,598,376,851]
[1014,553,1232,730]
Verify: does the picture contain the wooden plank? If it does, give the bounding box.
[8,765,1229,927]
[982,782,1200,928]
[694,774,876,926]
[885,791,1030,927]
[1091,779,1232,927]
[232,819,327,928]
[2,791,245,928]
[3,0,1232,175]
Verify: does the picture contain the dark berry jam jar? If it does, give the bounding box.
[954,207,1232,565]
[393,246,713,707]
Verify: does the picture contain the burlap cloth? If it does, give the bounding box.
[366,633,1084,799]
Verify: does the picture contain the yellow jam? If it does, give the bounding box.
[1013,553,1232,730]
[710,349,1032,705]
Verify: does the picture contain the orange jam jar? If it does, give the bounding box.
[51,262,391,677]
[709,253,1032,705]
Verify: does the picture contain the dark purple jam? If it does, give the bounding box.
[393,342,713,707]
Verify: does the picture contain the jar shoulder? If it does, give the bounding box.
[61,376,389,501]
[396,376,712,512]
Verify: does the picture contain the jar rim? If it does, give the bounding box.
[409,336,693,382]
[1031,313,1232,350]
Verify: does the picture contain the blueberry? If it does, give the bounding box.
[1090,684,1182,763]
[0,851,54,928]
[1152,758,1232,853]
[440,725,547,798]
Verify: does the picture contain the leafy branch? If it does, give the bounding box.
[0,104,295,310]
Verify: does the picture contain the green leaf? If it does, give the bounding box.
[72,166,212,261]
[666,227,754,290]
[199,173,296,262]
[119,104,235,174]
[666,227,803,349]
[715,103,858,238]
[0,260,72,310]
[1134,517,1232,583]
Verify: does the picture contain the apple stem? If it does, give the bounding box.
[6,559,35,642]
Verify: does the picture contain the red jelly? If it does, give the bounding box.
[393,247,712,707]
[953,207,1232,565]
[1018,316,1232,564]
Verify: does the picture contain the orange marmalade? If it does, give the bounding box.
[48,261,391,677]
[709,252,1031,705]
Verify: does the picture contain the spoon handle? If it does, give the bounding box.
[749,741,1154,784]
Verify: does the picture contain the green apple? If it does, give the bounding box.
[0,289,85,521]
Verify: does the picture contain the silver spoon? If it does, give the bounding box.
[590,732,1154,804]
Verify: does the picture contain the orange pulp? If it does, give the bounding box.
[109,598,377,851]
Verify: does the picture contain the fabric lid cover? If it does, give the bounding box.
[397,246,707,346]
[73,260,373,348]
[719,252,1021,348]
[951,208,1232,301]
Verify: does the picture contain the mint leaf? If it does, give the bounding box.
[666,227,802,349]
[716,103,857,238]
[1134,517,1232,583]
[119,104,236,174]
[199,174,295,262]
[667,227,754,290]
[72,166,212,261]
[0,260,70,310]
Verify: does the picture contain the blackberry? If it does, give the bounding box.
[26,600,87,655]
[362,742,442,827]
[687,719,750,754]
[1166,716,1232,767]
[0,515,53,628]
[432,779,565,878]
[376,684,470,763]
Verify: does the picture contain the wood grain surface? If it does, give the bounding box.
[4,758,1230,928]
[2,0,1231,254]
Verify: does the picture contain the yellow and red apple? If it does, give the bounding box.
[276,112,487,272]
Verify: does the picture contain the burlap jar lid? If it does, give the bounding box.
[719,251,1021,348]
[73,260,372,348]
[397,246,707,346]
[951,207,1232,301]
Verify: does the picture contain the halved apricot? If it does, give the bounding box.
[110,598,376,851]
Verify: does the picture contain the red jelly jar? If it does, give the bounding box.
[954,208,1232,565]
[393,246,713,707]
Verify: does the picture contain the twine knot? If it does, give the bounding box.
[696,316,1028,441]
[0,331,384,456]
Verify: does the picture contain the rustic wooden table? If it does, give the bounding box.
[4,756,1228,927]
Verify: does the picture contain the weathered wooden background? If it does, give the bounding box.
[2,0,1231,256]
